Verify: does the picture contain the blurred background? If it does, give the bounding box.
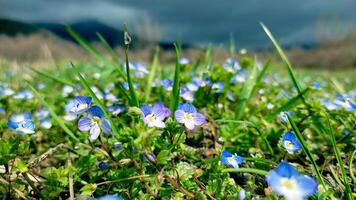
[0,0,355,69]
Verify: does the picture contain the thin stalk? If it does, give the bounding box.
[223,168,269,176]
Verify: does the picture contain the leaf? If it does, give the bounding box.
[31,67,75,87]
[170,43,182,113]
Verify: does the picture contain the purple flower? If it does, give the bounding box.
[174,103,206,130]
[140,102,170,128]
[78,106,112,141]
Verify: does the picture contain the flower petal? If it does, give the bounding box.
[101,119,112,135]
[89,106,104,118]
[89,124,100,141]
[174,110,186,123]
[193,113,206,126]
[78,117,93,131]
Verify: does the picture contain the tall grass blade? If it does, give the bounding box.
[260,23,308,106]
[96,32,125,77]
[266,88,310,121]
[287,114,327,189]
[123,25,139,107]
[71,63,119,135]
[325,113,352,199]
[235,59,259,119]
[250,55,273,97]
[31,67,75,87]
[170,43,181,113]
[29,85,79,142]
[144,47,160,100]
[223,168,268,176]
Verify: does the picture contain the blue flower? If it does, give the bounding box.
[7,113,35,134]
[178,57,190,65]
[13,90,34,100]
[98,161,109,170]
[231,70,247,84]
[227,91,236,102]
[35,108,50,120]
[212,82,224,93]
[186,81,200,92]
[281,132,302,154]
[67,96,92,115]
[174,103,206,130]
[220,151,244,168]
[312,82,322,90]
[40,118,52,129]
[62,85,74,97]
[180,87,194,102]
[89,195,123,200]
[279,111,293,123]
[140,102,170,128]
[160,78,173,91]
[343,130,350,135]
[128,62,149,78]
[107,105,126,116]
[0,87,15,97]
[78,106,112,141]
[223,58,241,72]
[122,82,138,90]
[266,162,318,200]
[0,107,5,114]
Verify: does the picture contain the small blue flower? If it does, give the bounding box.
[281,132,302,154]
[140,102,170,128]
[67,96,92,115]
[266,162,318,200]
[212,82,224,93]
[40,118,52,129]
[220,151,244,168]
[7,113,35,134]
[178,57,190,65]
[78,106,112,141]
[89,195,123,200]
[98,161,109,170]
[0,107,5,114]
[223,58,241,72]
[227,91,236,102]
[343,130,350,135]
[312,82,322,90]
[122,82,138,90]
[186,81,199,92]
[128,62,149,78]
[13,90,34,100]
[36,83,46,89]
[107,105,126,116]
[238,189,246,200]
[63,102,78,121]
[174,103,206,130]
[160,78,173,91]
[180,87,194,101]
[0,87,15,97]
[231,70,247,84]
[62,85,74,97]
[279,111,293,123]
[35,108,50,120]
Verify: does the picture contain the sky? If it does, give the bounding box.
[1,0,355,48]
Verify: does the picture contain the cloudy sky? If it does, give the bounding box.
[1,0,355,48]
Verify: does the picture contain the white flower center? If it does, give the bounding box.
[284,141,294,149]
[183,113,194,121]
[281,179,297,190]
[145,114,156,123]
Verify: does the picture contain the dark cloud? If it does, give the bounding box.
[1,0,355,48]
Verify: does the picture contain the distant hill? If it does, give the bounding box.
[0,18,192,50]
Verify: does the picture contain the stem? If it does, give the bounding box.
[22,173,44,199]
[223,167,269,176]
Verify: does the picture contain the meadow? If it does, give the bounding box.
[0,24,355,200]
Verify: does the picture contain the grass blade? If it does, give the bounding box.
[223,167,268,176]
[124,25,139,107]
[170,43,181,113]
[249,55,273,97]
[31,67,75,87]
[144,46,160,100]
[235,59,259,119]
[287,114,327,189]
[96,32,125,77]
[325,113,352,199]
[260,23,308,106]
[216,119,274,155]
[266,88,310,121]
[29,85,79,142]
[71,63,119,135]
